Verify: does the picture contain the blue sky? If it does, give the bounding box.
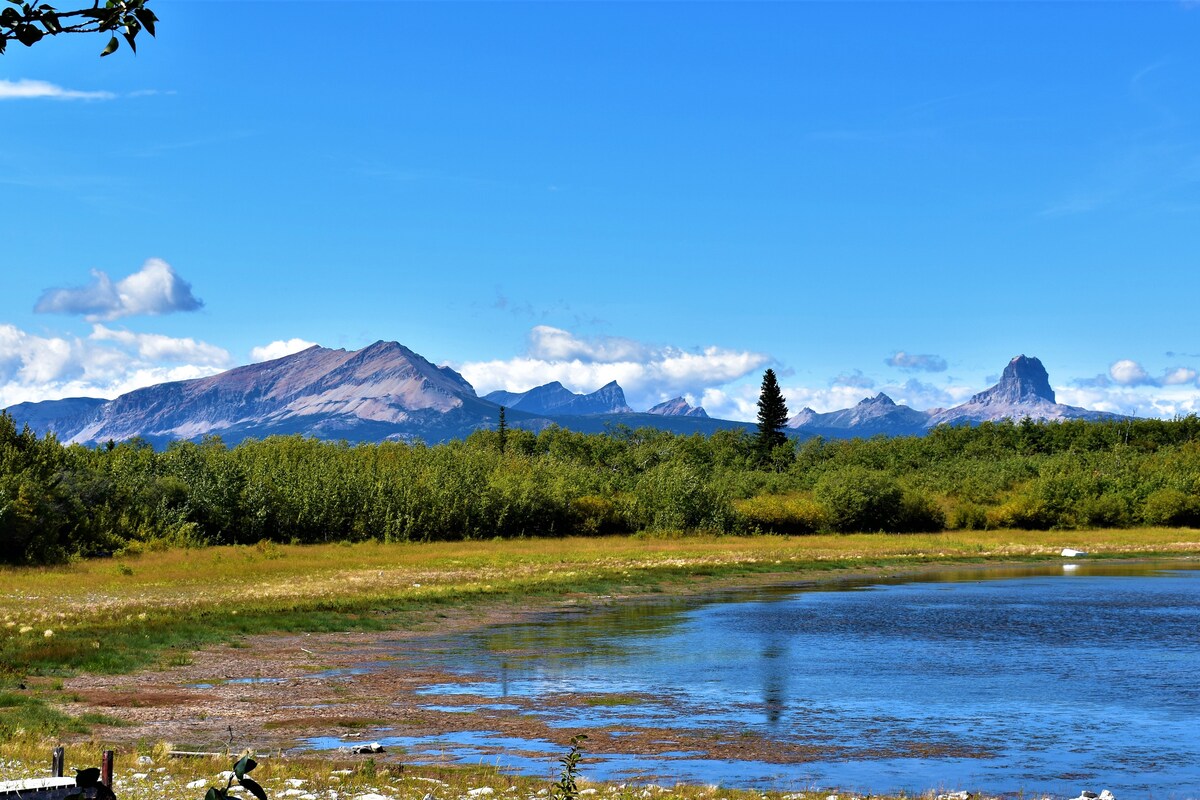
[2,1,1199,421]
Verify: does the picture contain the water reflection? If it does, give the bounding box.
[322,560,1200,796]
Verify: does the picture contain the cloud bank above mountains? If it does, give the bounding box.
[458,326,770,414]
[5,261,1200,421]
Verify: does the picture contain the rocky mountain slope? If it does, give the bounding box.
[788,392,929,436]
[3,347,1122,446]
[485,380,633,416]
[647,397,709,418]
[926,355,1111,427]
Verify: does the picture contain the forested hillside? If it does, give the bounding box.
[3,411,1200,565]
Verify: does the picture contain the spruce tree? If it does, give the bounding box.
[755,368,789,462]
[497,406,508,453]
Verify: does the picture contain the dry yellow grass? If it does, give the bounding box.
[2,529,1197,637]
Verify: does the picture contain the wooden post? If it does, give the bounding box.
[51,747,65,778]
[101,751,114,787]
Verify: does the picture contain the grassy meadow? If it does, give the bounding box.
[3,530,1198,746]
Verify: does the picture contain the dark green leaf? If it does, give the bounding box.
[99,33,117,55]
[205,789,221,800]
[15,23,42,45]
[40,10,60,32]
[240,777,268,800]
[122,29,134,52]
[233,755,257,780]
[133,6,154,35]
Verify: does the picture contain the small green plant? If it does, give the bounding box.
[205,755,267,800]
[551,734,587,800]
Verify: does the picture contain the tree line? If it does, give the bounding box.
[4,410,1200,564]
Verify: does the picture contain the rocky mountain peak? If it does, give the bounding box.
[973,354,1056,405]
[860,393,896,407]
[647,397,709,418]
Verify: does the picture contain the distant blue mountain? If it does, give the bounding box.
[484,380,633,416]
[1,347,1123,448]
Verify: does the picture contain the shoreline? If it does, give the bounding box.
[49,554,1200,798]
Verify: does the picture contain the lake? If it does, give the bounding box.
[310,561,1200,798]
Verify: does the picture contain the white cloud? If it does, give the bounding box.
[458,326,770,413]
[250,338,318,363]
[0,322,230,408]
[1163,367,1198,385]
[0,78,115,101]
[528,325,649,362]
[1109,359,1152,386]
[35,258,203,321]
[1056,384,1200,419]
[90,325,230,366]
[885,351,948,372]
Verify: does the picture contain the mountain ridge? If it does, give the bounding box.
[4,346,1124,446]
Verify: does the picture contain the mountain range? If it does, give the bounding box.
[3,345,1119,447]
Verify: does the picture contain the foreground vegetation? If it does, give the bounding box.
[2,531,1198,740]
[6,412,1200,564]
[0,739,1001,800]
[2,533,1194,798]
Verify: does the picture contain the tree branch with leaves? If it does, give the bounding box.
[0,0,156,56]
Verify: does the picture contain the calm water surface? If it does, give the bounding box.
[311,562,1200,798]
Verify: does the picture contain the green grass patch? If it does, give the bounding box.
[582,694,642,707]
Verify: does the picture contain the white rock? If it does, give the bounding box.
[1099,792,1115,800]
[137,756,153,766]
[1061,548,1088,558]
[284,790,306,796]
[187,780,209,789]
[579,791,597,797]
[287,780,308,787]
[220,771,236,780]
[301,795,318,800]
[468,789,495,797]
[353,794,390,800]
[132,773,149,781]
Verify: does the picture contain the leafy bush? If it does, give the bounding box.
[1142,488,1200,527]
[733,493,826,534]
[813,467,903,533]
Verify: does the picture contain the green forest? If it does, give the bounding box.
[4,411,1200,565]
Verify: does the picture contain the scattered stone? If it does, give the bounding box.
[287,779,308,788]
[137,756,153,766]
[1061,548,1088,558]
[346,743,385,755]
[937,793,970,800]
[187,779,209,789]
[131,773,149,781]
[352,794,389,800]
[468,789,495,797]
[284,790,307,796]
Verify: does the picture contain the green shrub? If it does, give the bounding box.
[813,467,903,533]
[1142,488,1200,527]
[987,494,1056,530]
[733,493,827,534]
[951,503,988,530]
[895,490,947,533]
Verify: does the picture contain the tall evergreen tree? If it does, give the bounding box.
[497,406,508,453]
[755,368,789,462]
